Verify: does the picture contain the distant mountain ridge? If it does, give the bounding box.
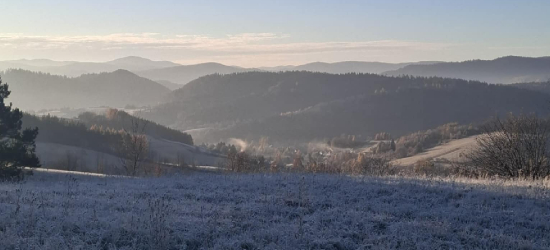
[2,59,75,67]
[0,57,447,85]
[261,61,442,74]
[1,69,170,110]
[2,55,550,87]
[106,56,180,71]
[136,61,445,85]
[134,62,255,85]
[384,56,550,84]
[0,57,257,85]
[0,56,182,77]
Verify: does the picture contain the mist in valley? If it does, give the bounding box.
[1,1,550,249]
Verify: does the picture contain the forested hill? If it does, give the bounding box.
[22,114,122,156]
[1,69,170,110]
[142,71,550,144]
[511,81,550,95]
[77,109,193,145]
[135,62,253,85]
[21,110,194,155]
[261,61,441,74]
[384,56,550,84]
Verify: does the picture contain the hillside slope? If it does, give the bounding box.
[511,81,550,94]
[392,136,478,166]
[135,62,254,85]
[1,69,170,110]
[384,56,550,84]
[22,112,223,171]
[263,61,441,74]
[77,109,194,146]
[105,56,180,71]
[143,71,550,144]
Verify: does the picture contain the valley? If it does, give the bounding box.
[2,2,550,248]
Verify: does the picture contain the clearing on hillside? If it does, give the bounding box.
[392,136,479,167]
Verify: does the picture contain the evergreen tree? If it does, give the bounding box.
[0,77,40,179]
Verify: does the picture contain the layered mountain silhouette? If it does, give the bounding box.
[4,55,550,144]
[2,56,549,87]
[384,56,550,84]
[135,61,443,85]
[141,71,550,144]
[134,63,254,85]
[261,61,441,74]
[0,56,181,77]
[105,56,180,71]
[155,80,183,90]
[1,69,170,110]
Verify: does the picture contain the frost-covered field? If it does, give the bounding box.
[1,172,549,249]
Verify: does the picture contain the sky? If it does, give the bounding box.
[1,0,549,67]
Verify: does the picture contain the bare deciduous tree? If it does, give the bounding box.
[226,151,249,172]
[292,151,304,170]
[176,151,187,168]
[95,152,106,174]
[225,151,267,173]
[65,152,78,172]
[118,117,149,176]
[466,114,550,179]
[352,153,394,176]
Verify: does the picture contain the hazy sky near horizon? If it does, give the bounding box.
[1,0,549,67]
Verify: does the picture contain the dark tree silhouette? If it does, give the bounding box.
[0,77,40,179]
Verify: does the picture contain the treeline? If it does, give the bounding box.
[22,114,122,155]
[200,142,238,155]
[328,135,368,148]
[511,81,550,95]
[21,110,194,156]
[327,132,394,149]
[384,56,550,84]
[393,123,480,158]
[223,149,395,176]
[144,71,550,144]
[78,109,193,145]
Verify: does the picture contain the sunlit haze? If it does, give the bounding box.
[2,1,550,248]
[1,0,549,67]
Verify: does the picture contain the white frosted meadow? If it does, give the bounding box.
[1,171,549,249]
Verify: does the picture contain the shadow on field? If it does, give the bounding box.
[0,172,548,249]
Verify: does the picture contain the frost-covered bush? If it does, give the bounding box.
[467,114,550,179]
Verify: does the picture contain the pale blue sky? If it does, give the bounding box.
[1,0,549,66]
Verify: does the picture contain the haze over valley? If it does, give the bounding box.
[2,1,550,249]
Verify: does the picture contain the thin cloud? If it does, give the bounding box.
[0,33,452,55]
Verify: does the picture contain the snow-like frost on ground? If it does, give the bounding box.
[1,172,549,249]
